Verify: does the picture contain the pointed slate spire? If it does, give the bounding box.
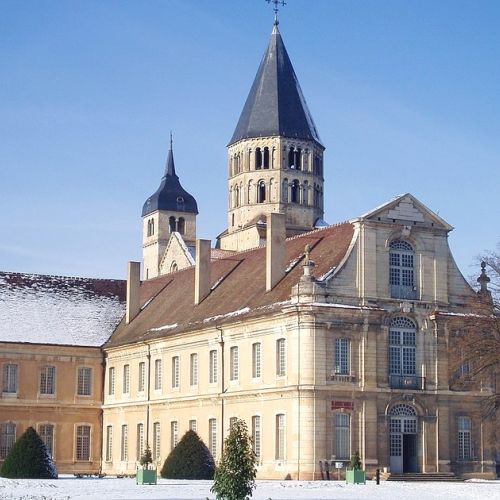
[142,136,198,217]
[229,23,322,146]
[165,131,176,177]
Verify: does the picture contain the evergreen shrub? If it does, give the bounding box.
[160,430,215,479]
[0,426,58,479]
[211,419,257,500]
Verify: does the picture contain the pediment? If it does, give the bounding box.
[159,232,195,275]
[359,193,453,231]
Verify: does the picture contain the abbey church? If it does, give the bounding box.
[1,18,497,480]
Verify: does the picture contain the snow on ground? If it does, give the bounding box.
[0,477,498,500]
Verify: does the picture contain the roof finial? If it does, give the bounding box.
[477,261,491,293]
[169,130,173,151]
[266,0,286,26]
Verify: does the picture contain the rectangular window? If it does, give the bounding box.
[252,416,261,460]
[229,417,237,429]
[252,343,261,378]
[77,367,92,396]
[105,425,113,462]
[39,424,54,458]
[209,418,217,460]
[334,413,350,459]
[108,367,115,395]
[190,353,198,386]
[121,425,128,461]
[2,363,18,393]
[275,414,285,460]
[230,346,239,381]
[76,425,91,461]
[153,422,161,461]
[189,420,197,432]
[154,359,162,391]
[0,423,16,459]
[276,339,286,376]
[136,423,144,460]
[209,350,218,384]
[171,421,178,450]
[172,356,180,389]
[123,364,130,394]
[458,416,472,460]
[40,366,56,395]
[138,361,146,392]
[334,338,350,375]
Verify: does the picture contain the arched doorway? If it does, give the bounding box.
[389,404,418,473]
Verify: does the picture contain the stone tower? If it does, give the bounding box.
[142,139,198,279]
[217,22,325,252]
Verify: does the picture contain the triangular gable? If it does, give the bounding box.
[357,193,453,231]
[159,232,195,275]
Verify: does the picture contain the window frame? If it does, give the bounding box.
[123,364,130,395]
[39,365,56,396]
[276,338,286,377]
[275,413,285,460]
[190,353,199,386]
[171,356,180,389]
[2,363,18,395]
[154,359,162,391]
[229,346,239,382]
[75,424,91,461]
[252,342,262,379]
[77,367,92,397]
[38,423,55,459]
[209,350,218,384]
[0,422,16,459]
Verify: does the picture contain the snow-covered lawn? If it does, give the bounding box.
[0,476,498,500]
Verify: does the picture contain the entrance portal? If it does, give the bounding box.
[389,404,418,473]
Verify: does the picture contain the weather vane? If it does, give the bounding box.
[266,0,287,25]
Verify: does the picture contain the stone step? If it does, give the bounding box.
[386,472,463,482]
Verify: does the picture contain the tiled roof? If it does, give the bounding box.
[0,272,126,347]
[106,223,354,348]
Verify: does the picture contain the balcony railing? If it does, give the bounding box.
[329,373,356,383]
[391,285,418,300]
[389,374,425,390]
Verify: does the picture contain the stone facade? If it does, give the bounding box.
[0,343,104,474]
[101,194,498,479]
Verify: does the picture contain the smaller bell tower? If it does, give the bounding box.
[142,136,198,279]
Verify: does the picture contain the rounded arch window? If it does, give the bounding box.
[389,317,418,389]
[291,179,300,203]
[177,217,185,235]
[168,216,176,233]
[389,404,416,417]
[389,240,415,299]
[170,261,178,273]
[257,180,266,203]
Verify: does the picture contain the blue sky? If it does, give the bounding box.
[1,0,499,280]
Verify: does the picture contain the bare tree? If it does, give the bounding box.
[450,245,500,417]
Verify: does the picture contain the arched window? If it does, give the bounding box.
[235,185,240,207]
[282,179,288,202]
[147,220,151,237]
[169,216,176,233]
[303,149,309,170]
[303,181,309,205]
[291,180,300,203]
[389,317,420,389]
[231,213,235,227]
[170,261,178,273]
[271,147,276,169]
[255,148,263,170]
[389,240,416,299]
[263,147,270,169]
[177,217,185,235]
[288,147,295,168]
[257,181,266,203]
[295,148,302,170]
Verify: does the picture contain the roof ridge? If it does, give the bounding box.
[0,270,124,283]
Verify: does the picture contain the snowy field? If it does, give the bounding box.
[0,477,498,500]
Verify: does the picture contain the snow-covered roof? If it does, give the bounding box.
[0,272,126,347]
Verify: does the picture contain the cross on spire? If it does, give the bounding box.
[266,0,286,25]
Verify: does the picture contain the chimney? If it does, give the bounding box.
[126,261,141,324]
[266,213,286,291]
[195,239,211,305]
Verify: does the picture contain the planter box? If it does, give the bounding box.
[346,469,366,484]
[136,468,157,485]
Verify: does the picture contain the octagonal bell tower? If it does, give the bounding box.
[217,21,325,252]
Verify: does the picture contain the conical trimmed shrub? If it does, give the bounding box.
[0,426,58,479]
[160,430,215,479]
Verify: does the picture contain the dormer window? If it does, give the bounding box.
[389,240,416,299]
[176,196,184,204]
